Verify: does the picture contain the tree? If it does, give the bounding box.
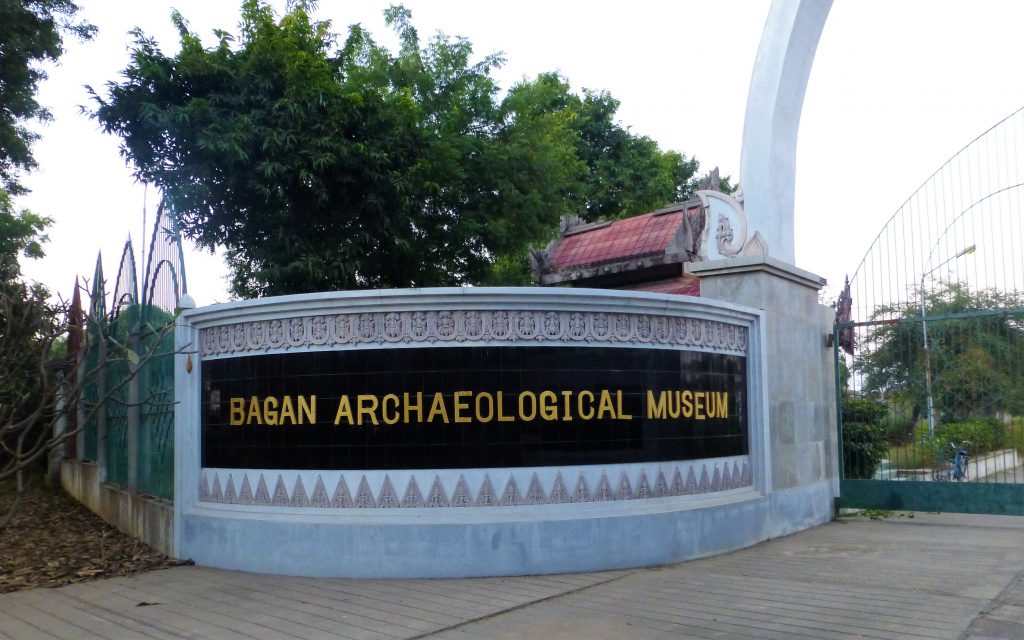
[0,189,54,486]
[496,72,705,221]
[0,284,61,521]
[91,3,579,296]
[91,3,715,296]
[0,0,89,477]
[479,74,722,285]
[0,0,95,195]
[856,281,1024,423]
[0,183,58,524]
[0,190,51,284]
[0,284,176,528]
[572,87,700,220]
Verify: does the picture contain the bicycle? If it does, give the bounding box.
[932,440,970,482]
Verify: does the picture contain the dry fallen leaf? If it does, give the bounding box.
[0,482,189,594]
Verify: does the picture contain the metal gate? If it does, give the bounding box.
[836,107,1024,515]
[77,202,185,500]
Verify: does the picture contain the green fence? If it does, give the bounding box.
[838,304,1024,514]
[81,336,100,462]
[76,303,176,500]
[104,309,134,488]
[834,105,1024,514]
[839,303,1024,486]
[138,319,176,500]
[75,205,184,501]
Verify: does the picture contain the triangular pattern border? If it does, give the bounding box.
[196,456,753,509]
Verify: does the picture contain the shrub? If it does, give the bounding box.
[842,396,887,425]
[913,416,1008,457]
[841,395,888,479]
[937,418,1006,454]
[842,421,888,479]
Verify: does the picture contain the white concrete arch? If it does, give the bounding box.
[740,0,833,265]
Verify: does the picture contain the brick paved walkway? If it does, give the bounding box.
[3,512,1023,639]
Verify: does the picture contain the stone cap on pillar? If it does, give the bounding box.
[687,256,826,291]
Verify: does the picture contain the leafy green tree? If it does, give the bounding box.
[466,73,725,285]
[572,88,698,219]
[0,190,51,285]
[0,179,53,411]
[91,3,716,296]
[91,3,581,296]
[499,72,708,221]
[0,185,56,511]
[0,0,95,195]
[857,281,1024,422]
[0,0,84,412]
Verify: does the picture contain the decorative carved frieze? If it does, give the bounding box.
[199,457,753,510]
[199,310,748,357]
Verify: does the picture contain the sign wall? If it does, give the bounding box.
[202,346,747,470]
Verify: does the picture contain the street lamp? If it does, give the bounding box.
[921,244,976,437]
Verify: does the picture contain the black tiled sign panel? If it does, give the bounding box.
[201,346,747,470]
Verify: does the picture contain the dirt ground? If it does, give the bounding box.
[0,478,187,593]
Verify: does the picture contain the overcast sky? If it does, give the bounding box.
[16,0,1024,305]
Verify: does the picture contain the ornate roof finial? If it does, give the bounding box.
[697,167,721,192]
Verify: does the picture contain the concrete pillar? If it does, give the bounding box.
[690,256,838,497]
[173,294,197,559]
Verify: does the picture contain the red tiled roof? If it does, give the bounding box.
[549,209,686,270]
[622,274,701,297]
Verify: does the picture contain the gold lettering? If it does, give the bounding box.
[404,392,423,423]
[681,390,694,418]
[717,392,728,418]
[231,388,707,427]
[298,395,315,424]
[578,390,595,420]
[597,390,615,419]
[668,391,681,419]
[519,391,537,421]
[475,392,494,423]
[230,397,245,425]
[497,392,514,422]
[247,396,261,425]
[381,394,400,425]
[454,391,472,424]
[647,390,666,419]
[333,396,354,425]
[539,391,558,420]
[427,392,449,423]
[279,396,294,424]
[263,396,279,425]
[616,390,632,420]
[357,395,379,425]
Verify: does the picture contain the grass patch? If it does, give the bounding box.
[885,440,931,470]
